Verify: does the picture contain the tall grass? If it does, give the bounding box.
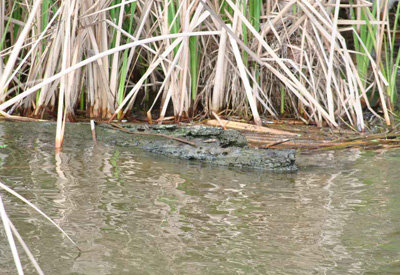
[383,2,400,104]
[0,0,399,146]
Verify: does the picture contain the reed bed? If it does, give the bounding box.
[0,0,399,146]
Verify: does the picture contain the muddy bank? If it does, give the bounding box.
[100,124,297,171]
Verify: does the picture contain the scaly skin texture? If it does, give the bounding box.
[102,124,297,171]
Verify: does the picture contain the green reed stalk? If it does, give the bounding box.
[117,2,137,118]
[80,86,85,111]
[358,2,400,106]
[189,36,198,100]
[252,0,261,32]
[11,5,21,41]
[219,0,233,23]
[242,1,248,66]
[168,0,180,56]
[351,2,377,91]
[292,3,297,14]
[252,0,261,64]
[384,3,400,104]
[36,0,51,108]
[250,0,261,98]
[0,2,16,50]
[280,85,285,115]
[41,0,50,51]
[110,1,119,50]
[389,4,400,103]
[1,2,21,99]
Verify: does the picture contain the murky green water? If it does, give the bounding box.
[0,122,399,274]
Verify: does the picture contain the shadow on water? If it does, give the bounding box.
[0,122,399,274]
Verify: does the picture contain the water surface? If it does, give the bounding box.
[0,122,399,274]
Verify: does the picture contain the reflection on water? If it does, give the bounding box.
[0,122,399,274]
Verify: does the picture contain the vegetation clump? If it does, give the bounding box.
[0,0,399,146]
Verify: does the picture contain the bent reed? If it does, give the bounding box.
[0,0,399,147]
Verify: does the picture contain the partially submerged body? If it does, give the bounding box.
[101,124,297,171]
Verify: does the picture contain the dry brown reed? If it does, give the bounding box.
[0,0,398,146]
